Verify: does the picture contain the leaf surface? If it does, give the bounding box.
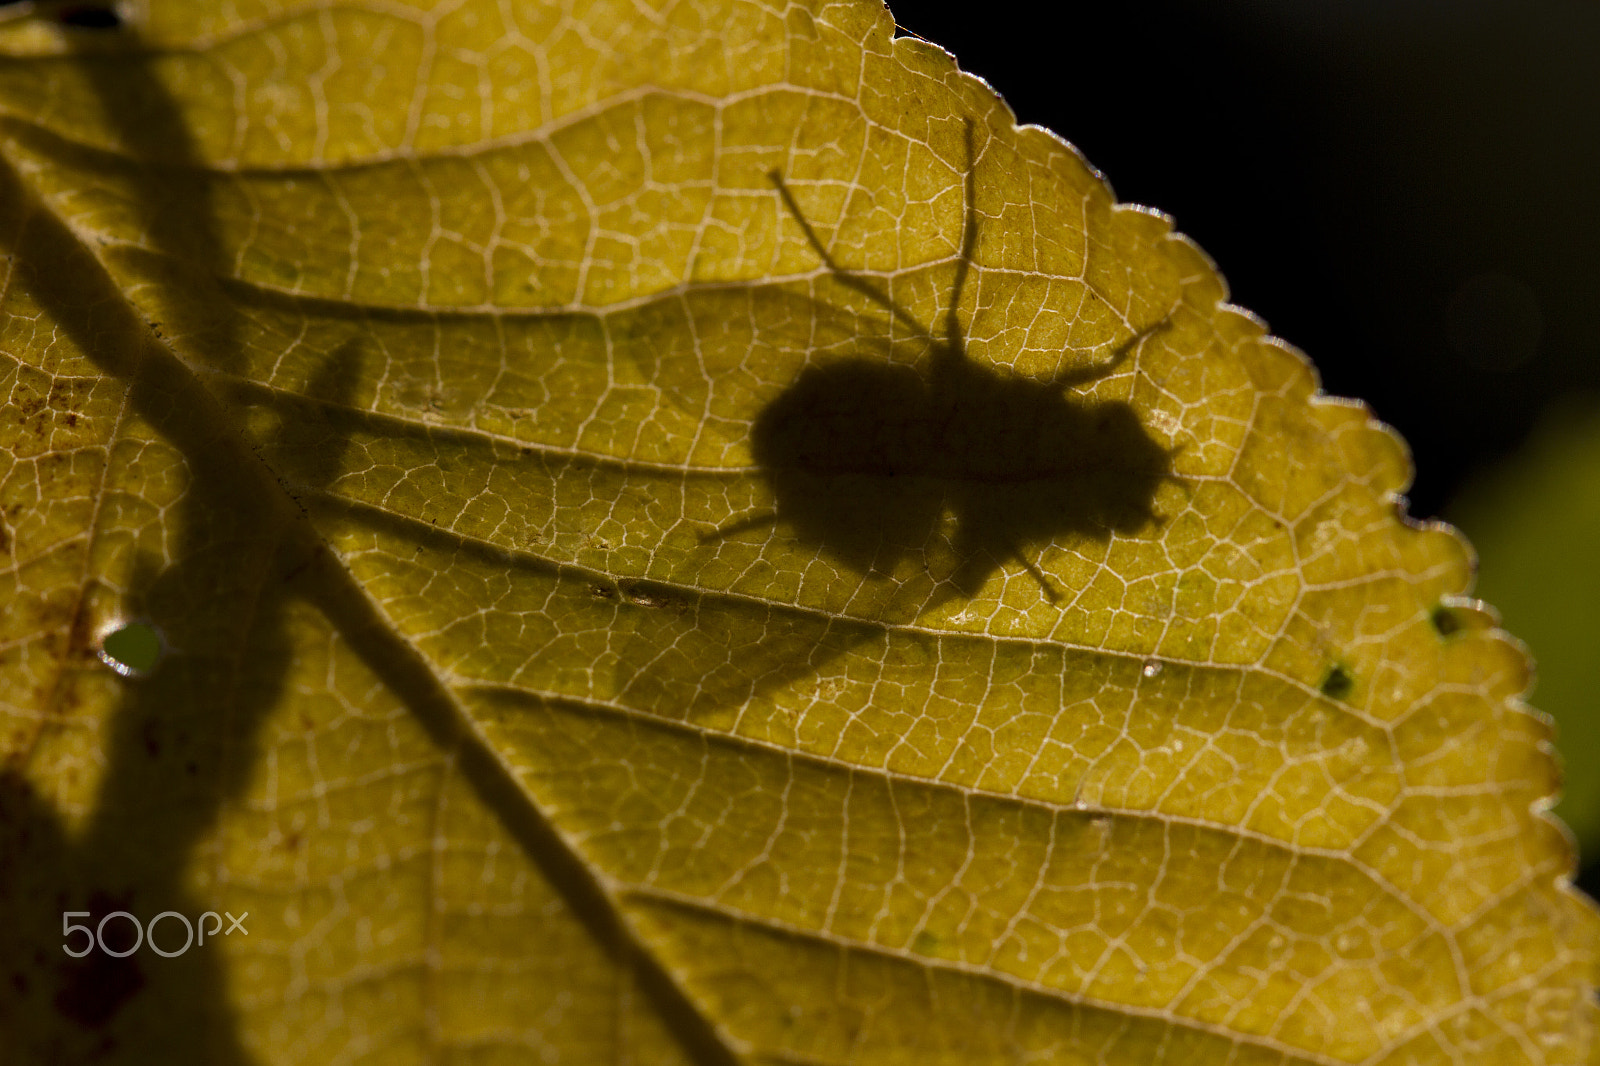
[0,1,1595,1063]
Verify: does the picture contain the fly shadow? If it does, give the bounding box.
[608,124,1184,724]
[707,122,1179,604]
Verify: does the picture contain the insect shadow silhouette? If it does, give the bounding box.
[708,126,1178,604]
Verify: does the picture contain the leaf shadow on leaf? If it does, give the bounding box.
[0,25,278,1058]
[0,27,739,1066]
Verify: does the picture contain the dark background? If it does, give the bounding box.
[895,0,1600,518]
[892,0,1600,887]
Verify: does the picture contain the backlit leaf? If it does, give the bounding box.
[0,1,1595,1063]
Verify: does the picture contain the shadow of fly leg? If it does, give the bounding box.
[1048,313,1178,390]
[700,510,781,544]
[768,116,983,347]
[1011,546,1062,603]
[766,169,932,338]
[772,118,985,393]
[988,535,1062,604]
[939,117,980,363]
[946,535,1062,604]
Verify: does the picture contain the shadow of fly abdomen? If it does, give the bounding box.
[711,120,1178,604]
[926,346,1175,599]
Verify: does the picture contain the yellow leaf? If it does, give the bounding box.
[0,1,1594,1063]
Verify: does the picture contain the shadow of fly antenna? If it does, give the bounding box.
[706,119,1179,604]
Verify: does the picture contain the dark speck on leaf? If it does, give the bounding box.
[1321,663,1356,701]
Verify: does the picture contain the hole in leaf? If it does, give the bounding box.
[98,621,163,678]
[1320,663,1355,701]
[1431,605,1462,638]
